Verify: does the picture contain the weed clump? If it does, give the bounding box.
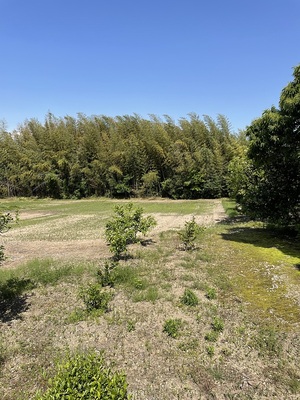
[211,317,224,333]
[180,288,199,307]
[163,318,183,338]
[253,326,283,357]
[204,331,219,342]
[206,345,215,357]
[206,287,217,300]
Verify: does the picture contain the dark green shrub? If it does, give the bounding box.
[79,284,113,313]
[0,277,34,302]
[180,288,199,307]
[0,212,14,265]
[35,352,131,399]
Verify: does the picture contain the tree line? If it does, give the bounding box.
[0,113,243,200]
[1,64,298,228]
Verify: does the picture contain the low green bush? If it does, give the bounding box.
[206,287,217,300]
[35,352,131,399]
[0,277,34,302]
[79,284,113,313]
[0,212,14,265]
[204,331,219,342]
[211,317,224,333]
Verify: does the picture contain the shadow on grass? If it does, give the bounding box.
[140,238,156,247]
[0,277,34,323]
[221,225,300,262]
[217,215,250,225]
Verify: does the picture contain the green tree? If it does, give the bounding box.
[105,203,156,259]
[240,65,300,226]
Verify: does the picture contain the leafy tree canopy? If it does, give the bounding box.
[240,65,300,226]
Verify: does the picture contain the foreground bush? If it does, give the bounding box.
[35,352,131,399]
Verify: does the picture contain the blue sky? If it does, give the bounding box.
[1,0,299,133]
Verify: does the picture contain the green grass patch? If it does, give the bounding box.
[132,286,160,303]
[180,288,199,307]
[0,259,96,287]
[2,197,213,217]
[206,222,300,327]
[221,198,239,218]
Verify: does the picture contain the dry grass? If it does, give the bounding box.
[0,198,299,399]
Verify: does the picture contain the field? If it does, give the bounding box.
[0,197,299,399]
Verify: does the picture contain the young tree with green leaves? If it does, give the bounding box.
[105,203,156,259]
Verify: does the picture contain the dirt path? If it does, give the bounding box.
[2,199,226,269]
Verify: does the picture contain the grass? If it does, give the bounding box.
[222,198,240,218]
[0,258,96,287]
[0,197,299,399]
[2,196,213,216]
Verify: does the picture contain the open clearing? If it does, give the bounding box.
[2,199,225,268]
[0,198,299,399]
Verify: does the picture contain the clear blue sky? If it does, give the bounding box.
[1,0,299,133]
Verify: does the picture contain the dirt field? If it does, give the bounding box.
[2,199,226,268]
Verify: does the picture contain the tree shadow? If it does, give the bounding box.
[221,225,300,262]
[217,215,250,225]
[139,238,156,247]
[110,253,135,262]
[0,277,34,323]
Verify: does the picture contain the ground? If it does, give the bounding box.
[2,199,226,268]
[0,198,299,400]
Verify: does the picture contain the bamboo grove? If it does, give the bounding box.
[0,113,243,199]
